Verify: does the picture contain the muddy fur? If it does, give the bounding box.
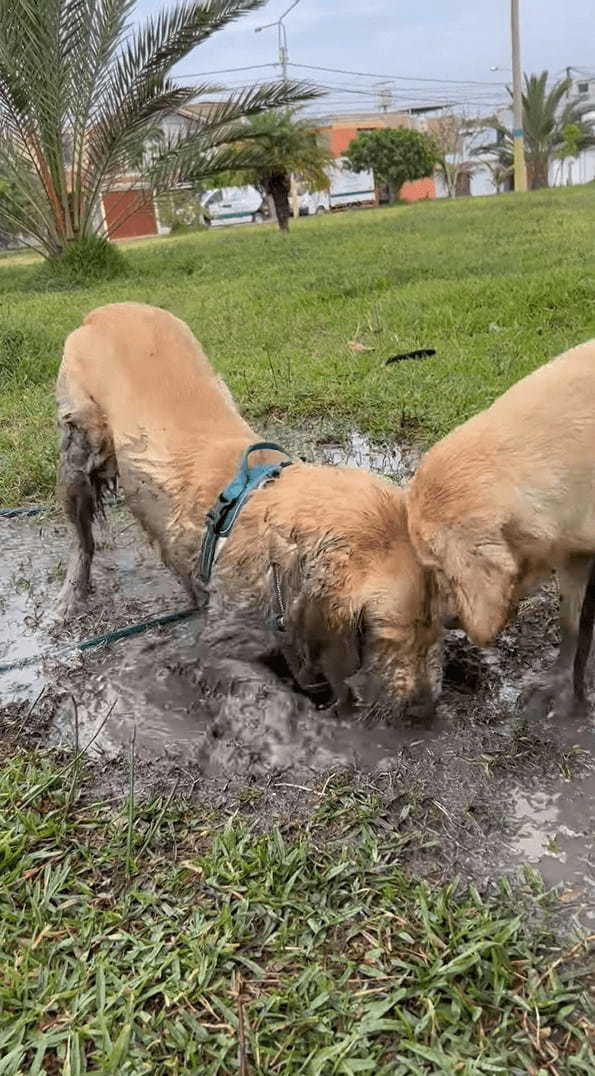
[56,303,442,720]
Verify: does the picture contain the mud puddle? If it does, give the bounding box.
[1,432,594,927]
[265,422,420,483]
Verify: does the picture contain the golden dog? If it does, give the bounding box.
[56,303,441,719]
[406,339,595,711]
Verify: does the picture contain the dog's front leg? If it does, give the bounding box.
[519,554,594,718]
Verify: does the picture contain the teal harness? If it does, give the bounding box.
[198,442,293,585]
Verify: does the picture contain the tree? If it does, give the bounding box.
[0,0,319,258]
[221,109,333,232]
[344,128,436,204]
[474,71,595,190]
[482,156,513,194]
[432,111,477,199]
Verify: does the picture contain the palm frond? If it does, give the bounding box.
[120,1,267,83]
[89,80,322,201]
[0,1,324,255]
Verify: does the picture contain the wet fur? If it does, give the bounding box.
[56,302,441,718]
[406,338,595,710]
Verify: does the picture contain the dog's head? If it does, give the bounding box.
[406,510,518,647]
[264,479,443,721]
[344,546,443,721]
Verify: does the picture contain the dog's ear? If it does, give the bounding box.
[432,528,517,646]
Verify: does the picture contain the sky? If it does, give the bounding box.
[135,1,595,115]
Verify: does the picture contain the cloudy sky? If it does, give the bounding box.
[136,1,594,114]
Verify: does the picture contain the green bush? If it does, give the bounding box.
[35,235,127,289]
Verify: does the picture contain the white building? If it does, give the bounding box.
[434,74,595,198]
[548,76,595,188]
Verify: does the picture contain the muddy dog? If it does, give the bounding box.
[56,303,442,719]
[406,338,595,714]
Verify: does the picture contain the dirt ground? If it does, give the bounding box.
[1,430,594,934]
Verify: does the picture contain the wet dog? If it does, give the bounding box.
[56,303,441,720]
[406,338,595,714]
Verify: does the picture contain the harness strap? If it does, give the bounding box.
[198,441,293,584]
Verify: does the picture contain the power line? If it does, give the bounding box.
[287,61,508,87]
[177,61,507,89]
[177,63,279,77]
[203,73,509,100]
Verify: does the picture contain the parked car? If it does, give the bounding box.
[298,159,376,216]
[201,186,265,226]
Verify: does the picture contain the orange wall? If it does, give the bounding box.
[323,124,436,203]
[400,177,436,202]
[328,125,363,156]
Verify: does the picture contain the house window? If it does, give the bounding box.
[577,81,590,95]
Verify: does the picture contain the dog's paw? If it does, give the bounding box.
[49,588,88,627]
[515,674,573,721]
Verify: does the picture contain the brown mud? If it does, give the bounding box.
[1,430,593,931]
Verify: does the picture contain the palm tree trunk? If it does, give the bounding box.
[267,173,291,232]
[528,155,549,189]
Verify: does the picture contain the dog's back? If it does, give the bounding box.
[56,303,257,591]
[409,339,595,529]
[57,302,252,455]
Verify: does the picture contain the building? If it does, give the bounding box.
[432,75,595,199]
[316,109,437,202]
[100,75,595,238]
[548,76,595,188]
[100,104,221,240]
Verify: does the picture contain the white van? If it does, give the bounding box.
[201,186,265,226]
[298,159,376,216]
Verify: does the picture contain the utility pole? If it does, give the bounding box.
[255,1,303,219]
[510,0,527,192]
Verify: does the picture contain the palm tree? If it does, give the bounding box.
[222,109,334,232]
[474,71,595,190]
[0,0,319,258]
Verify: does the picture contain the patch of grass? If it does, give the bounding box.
[0,751,592,1073]
[0,186,594,505]
[34,235,127,290]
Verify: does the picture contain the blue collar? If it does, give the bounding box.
[198,441,293,584]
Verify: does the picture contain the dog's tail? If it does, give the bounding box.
[573,556,595,702]
[385,348,436,366]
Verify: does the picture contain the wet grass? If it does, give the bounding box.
[1,185,594,504]
[0,746,593,1074]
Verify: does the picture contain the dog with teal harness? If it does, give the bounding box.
[54,304,441,721]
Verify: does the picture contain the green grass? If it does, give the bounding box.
[1,186,594,505]
[0,747,592,1074]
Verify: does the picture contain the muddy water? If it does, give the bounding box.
[316,429,419,481]
[1,432,594,925]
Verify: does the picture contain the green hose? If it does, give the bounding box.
[0,609,199,676]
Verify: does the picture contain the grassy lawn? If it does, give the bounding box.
[1,189,595,1070]
[0,746,593,1074]
[0,185,594,505]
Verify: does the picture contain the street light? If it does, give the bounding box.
[254,0,302,82]
[254,1,303,219]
